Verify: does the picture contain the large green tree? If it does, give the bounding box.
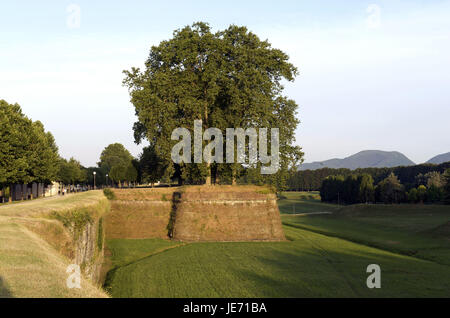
[376,173,406,204]
[139,145,167,186]
[28,121,59,183]
[123,22,303,186]
[0,100,32,190]
[98,143,134,173]
[0,100,59,200]
[109,164,127,187]
[57,157,86,186]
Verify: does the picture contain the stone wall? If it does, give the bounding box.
[105,186,285,242]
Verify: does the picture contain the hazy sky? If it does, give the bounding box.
[1,0,449,166]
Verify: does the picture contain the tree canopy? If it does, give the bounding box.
[375,173,406,204]
[56,157,87,185]
[97,143,137,186]
[0,99,59,187]
[123,22,303,186]
[98,143,134,173]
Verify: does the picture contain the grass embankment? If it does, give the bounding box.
[0,191,108,298]
[281,193,450,266]
[278,191,340,214]
[104,191,450,297]
[104,228,450,297]
[0,190,106,217]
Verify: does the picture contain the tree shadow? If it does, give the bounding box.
[0,276,13,298]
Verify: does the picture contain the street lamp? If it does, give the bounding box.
[93,171,96,190]
[106,174,109,187]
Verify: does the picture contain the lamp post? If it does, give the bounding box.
[106,174,109,187]
[93,171,96,190]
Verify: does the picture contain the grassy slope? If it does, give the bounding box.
[0,190,106,217]
[278,191,340,214]
[281,195,450,265]
[104,228,450,297]
[0,217,107,297]
[104,191,450,298]
[0,191,108,298]
[106,239,182,268]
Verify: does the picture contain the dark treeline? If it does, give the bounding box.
[320,174,375,204]
[287,162,450,192]
[320,170,450,205]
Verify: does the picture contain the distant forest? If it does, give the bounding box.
[287,162,450,192]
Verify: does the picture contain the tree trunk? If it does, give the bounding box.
[232,168,237,186]
[215,169,220,185]
[9,185,13,202]
[205,163,212,186]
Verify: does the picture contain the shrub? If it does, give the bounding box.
[49,208,93,238]
[417,185,427,203]
[103,188,116,200]
[376,173,406,204]
[407,188,418,203]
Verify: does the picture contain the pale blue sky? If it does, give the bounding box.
[1,0,449,166]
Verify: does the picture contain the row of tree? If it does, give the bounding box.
[1,99,118,200]
[1,100,60,199]
[287,162,450,192]
[320,174,375,204]
[90,141,292,191]
[320,170,450,205]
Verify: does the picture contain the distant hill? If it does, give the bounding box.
[426,152,450,165]
[299,150,415,171]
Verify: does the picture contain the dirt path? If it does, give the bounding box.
[0,194,66,208]
[0,191,104,217]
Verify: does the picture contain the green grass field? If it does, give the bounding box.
[104,192,450,297]
[282,194,450,266]
[277,191,340,214]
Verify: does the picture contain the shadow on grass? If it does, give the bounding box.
[236,237,450,297]
[232,247,360,298]
[0,276,13,298]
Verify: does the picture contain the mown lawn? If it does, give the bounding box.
[0,190,106,217]
[277,191,340,214]
[106,238,182,268]
[104,229,450,297]
[281,198,450,266]
[103,192,450,298]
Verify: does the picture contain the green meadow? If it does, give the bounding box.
[104,192,450,297]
